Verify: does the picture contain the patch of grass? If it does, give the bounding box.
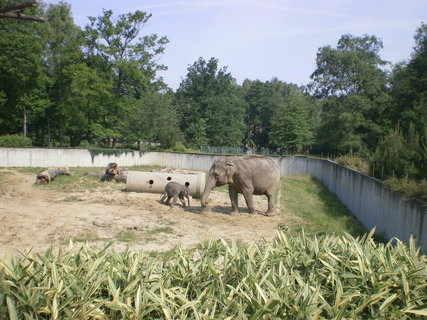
[42,174,103,192]
[16,167,45,174]
[163,220,177,226]
[153,226,174,234]
[280,175,366,237]
[115,231,141,243]
[62,195,82,202]
[71,232,103,243]
[142,226,175,242]
[115,226,175,243]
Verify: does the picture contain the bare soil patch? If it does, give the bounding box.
[0,168,291,258]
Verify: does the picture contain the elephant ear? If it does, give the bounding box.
[226,162,237,183]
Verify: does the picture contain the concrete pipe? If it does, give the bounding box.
[126,171,206,198]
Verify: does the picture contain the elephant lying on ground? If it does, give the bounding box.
[201,155,280,215]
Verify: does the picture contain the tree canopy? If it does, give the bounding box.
[175,57,245,147]
[309,34,390,155]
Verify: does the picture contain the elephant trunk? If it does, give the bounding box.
[201,174,216,207]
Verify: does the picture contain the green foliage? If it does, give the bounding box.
[175,57,245,146]
[0,14,49,137]
[371,124,422,180]
[310,34,390,155]
[387,23,427,179]
[84,9,168,98]
[62,63,114,145]
[1,231,426,319]
[122,92,183,149]
[243,79,289,147]
[310,34,388,98]
[170,141,188,152]
[186,118,209,148]
[0,4,170,148]
[335,155,370,174]
[42,2,84,147]
[0,134,32,147]
[270,89,315,152]
[384,177,427,201]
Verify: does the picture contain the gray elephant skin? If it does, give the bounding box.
[160,181,190,207]
[201,155,280,215]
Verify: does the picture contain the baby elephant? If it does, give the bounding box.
[160,181,190,207]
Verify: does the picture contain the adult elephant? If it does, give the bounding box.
[201,155,280,215]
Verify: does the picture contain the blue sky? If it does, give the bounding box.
[46,0,426,90]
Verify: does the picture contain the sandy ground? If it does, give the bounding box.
[0,168,289,258]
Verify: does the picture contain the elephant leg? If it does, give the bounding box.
[229,187,239,213]
[171,196,178,206]
[179,195,187,207]
[165,196,171,205]
[160,194,166,204]
[266,192,276,216]
[242,189,256,214]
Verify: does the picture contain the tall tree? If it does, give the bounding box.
[242,78,297,148]
[269,89,315,153]
[121,92,183,149]
[84,9,168,98]
[83,9,169,145]
[390,23,427,140]
[0,11,48,138]
[387,23,427,178]
[309,34,390,155]
[59,63,112,146]
[43,1,82,146]
[175,57,245,146]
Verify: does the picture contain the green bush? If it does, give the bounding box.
[335,155,370,174]
[171,141,187,152]
[1,230,426,319]
[385,177,427,201]
[371,125,422,180]
[0,134,32,148]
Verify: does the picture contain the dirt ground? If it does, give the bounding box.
[0,168,289,258]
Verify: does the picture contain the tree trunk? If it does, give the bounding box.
[22,106,27,137]
[47,118,52,147]
[35,167,72,184]
[60,118,64,147]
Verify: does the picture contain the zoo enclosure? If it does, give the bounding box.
[0,147,425,252]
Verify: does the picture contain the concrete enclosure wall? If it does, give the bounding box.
[0,148,145,167]
[1,148,425,251]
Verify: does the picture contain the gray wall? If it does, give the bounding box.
[0,148,145,167]
[275,157,426,252]
[1,148,425,251]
